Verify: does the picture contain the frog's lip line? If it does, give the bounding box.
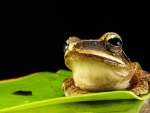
[65,50,125,65]
[65,51,125,65]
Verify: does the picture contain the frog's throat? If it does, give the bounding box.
[70,59,132,91]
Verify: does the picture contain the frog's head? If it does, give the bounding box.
[64,32,135,91]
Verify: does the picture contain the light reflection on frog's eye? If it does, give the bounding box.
[108,38,122,46]
[63,42,69,51]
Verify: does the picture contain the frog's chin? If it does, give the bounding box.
[69,58,133,92]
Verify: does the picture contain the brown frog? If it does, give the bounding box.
[62,32,150,96]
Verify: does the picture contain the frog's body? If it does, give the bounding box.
[62,32,150,96]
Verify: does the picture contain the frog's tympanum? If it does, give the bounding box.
[62,32,150,96]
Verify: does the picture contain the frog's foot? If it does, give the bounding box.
[61,77,89,96]
[146,73,150,90]
[130,63,150,95]
[130,81,149,95]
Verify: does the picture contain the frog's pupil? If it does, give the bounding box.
[108,38,122,46]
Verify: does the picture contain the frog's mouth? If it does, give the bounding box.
[80,53,121,64]
[65,51,125,66]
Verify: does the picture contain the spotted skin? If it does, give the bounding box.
[62,77,89,96]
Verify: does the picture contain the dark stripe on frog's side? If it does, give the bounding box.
[74,41,106,51]
[74,41,129,64]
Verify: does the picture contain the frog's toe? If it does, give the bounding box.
[61,77,90,96]
[65,85,89,96]
[130,87,148,95]
[61,76,74,91]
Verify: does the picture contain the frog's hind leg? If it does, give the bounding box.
[61,76,89,96]
[145,72,150,90]
[130,62,149,95]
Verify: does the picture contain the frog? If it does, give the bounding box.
[62,32,150,96]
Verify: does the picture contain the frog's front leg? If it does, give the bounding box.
[130,62,149,95]
[61,76,89,96]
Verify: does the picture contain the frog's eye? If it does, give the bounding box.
[108,37,122,46]
[105,34,123,53]
[63,42,69,51]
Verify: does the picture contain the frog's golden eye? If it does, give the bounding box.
[105,34,123,53]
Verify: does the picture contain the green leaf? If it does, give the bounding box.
[0,70,149,113]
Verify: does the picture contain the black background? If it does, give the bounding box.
[1,1,150,80]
